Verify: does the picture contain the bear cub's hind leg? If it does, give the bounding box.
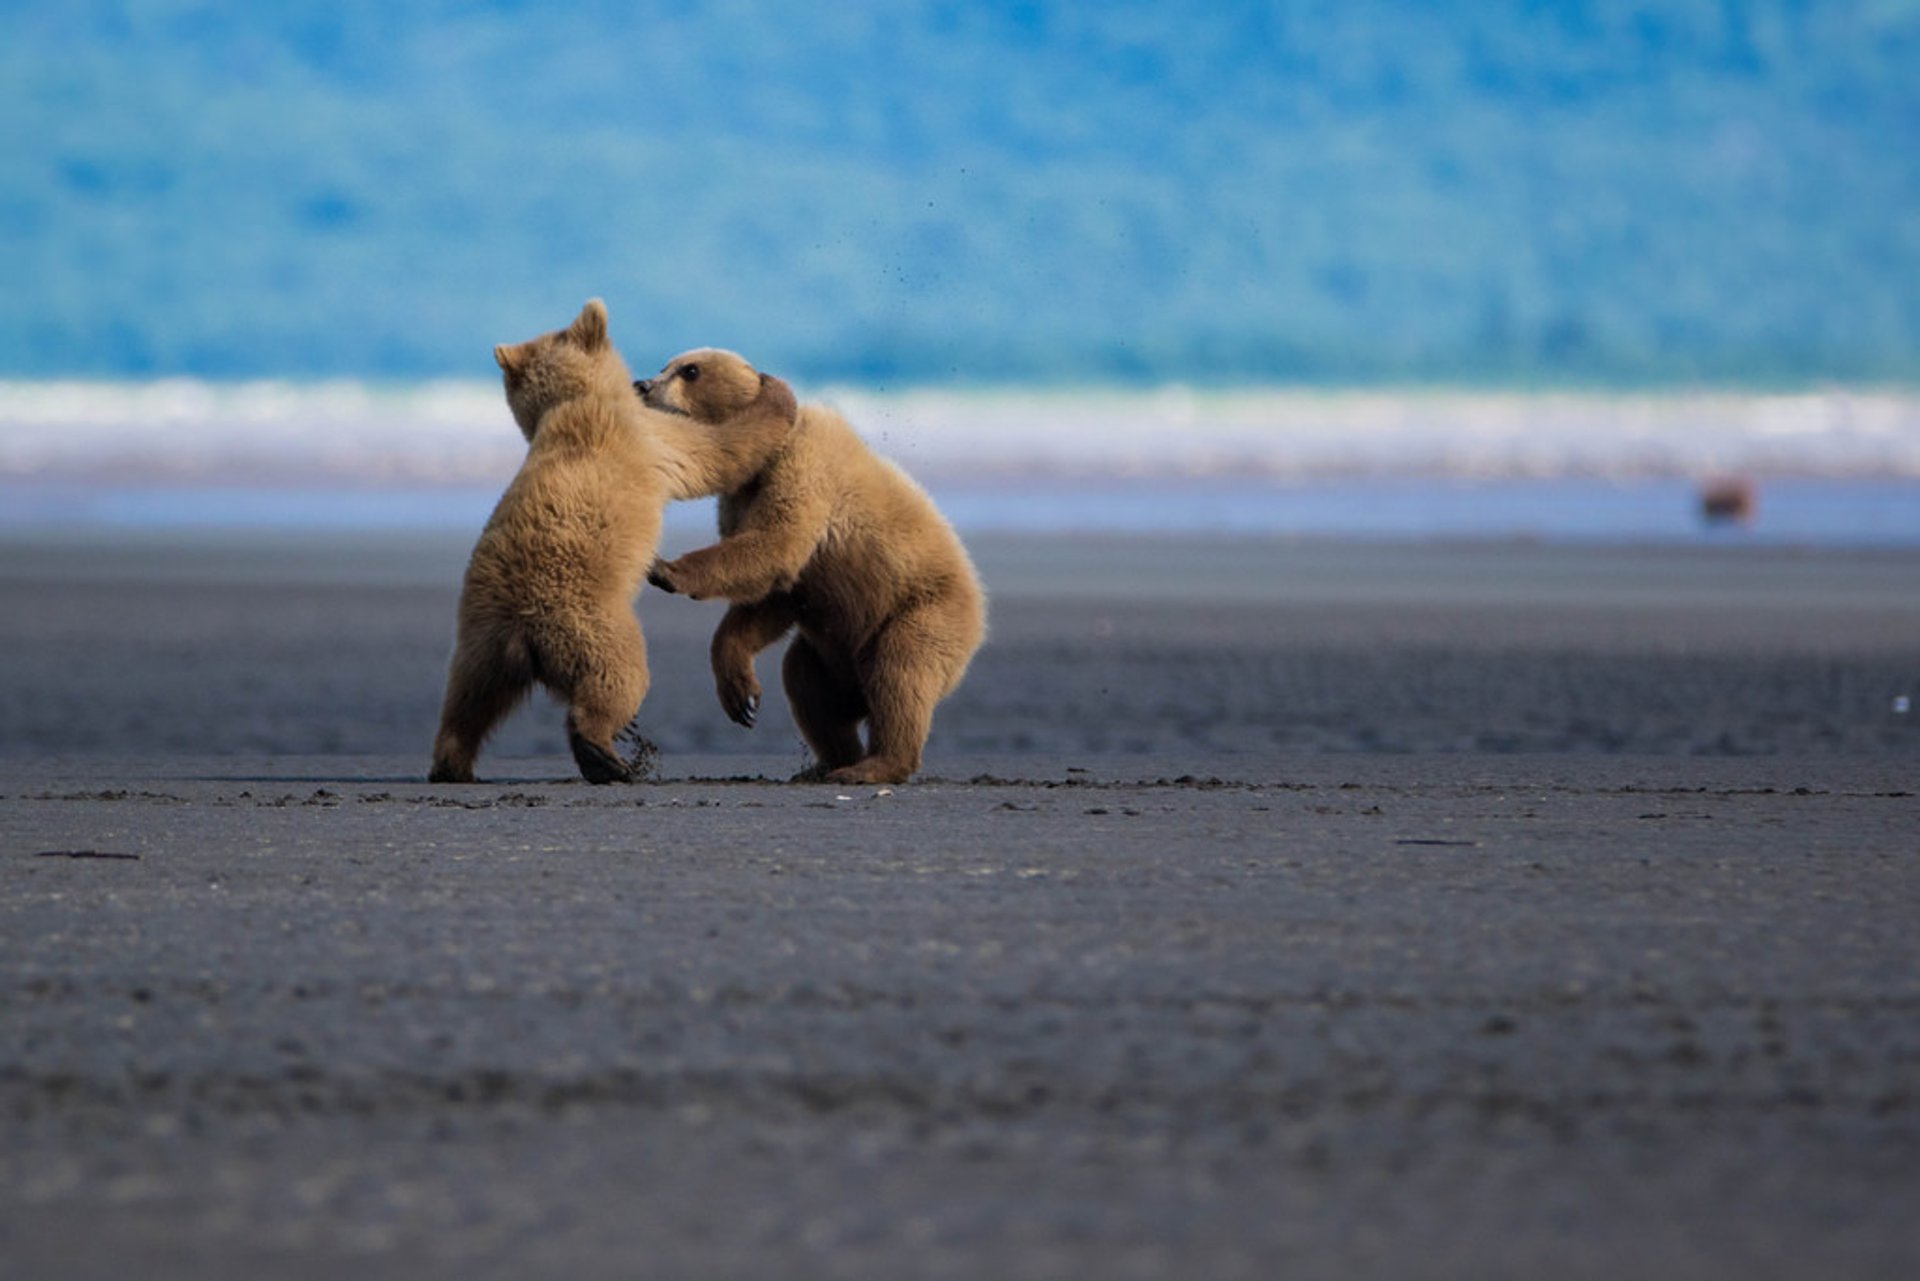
[822,608,961,786]
[551,616,651,785]
[783,636,866,781]
[430,630,533,783]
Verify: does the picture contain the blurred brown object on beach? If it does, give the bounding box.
[1699,476,1756,526]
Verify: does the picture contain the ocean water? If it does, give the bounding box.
[3,381,1919,545]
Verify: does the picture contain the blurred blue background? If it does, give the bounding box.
[5,0,1917,387]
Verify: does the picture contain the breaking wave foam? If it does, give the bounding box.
[3,380,1919,486]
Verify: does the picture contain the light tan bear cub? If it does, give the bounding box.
[429,304,796,785]
[637,348,986,784]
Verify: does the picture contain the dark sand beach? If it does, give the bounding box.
[2,531,1918,1278]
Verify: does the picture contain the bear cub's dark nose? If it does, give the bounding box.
[633,379,652,397]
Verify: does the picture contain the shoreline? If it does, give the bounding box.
[8,474,1920,547]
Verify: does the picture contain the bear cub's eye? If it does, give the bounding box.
[680,364,700,382]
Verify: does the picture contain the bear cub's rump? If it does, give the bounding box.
[429,305,795,784]
[639,348,986,784]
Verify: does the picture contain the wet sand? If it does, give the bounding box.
[3,529,1918,761]
[1,532,1918,1278]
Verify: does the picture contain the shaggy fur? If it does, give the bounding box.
[429,306,796,784]
[637,348,986,784]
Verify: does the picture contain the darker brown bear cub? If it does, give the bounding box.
[637,348,986,784]
[429,305,796,784]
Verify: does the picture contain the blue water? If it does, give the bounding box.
[4,477,1918,546]
[5,5,1918,386]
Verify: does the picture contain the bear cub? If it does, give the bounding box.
[637,348,985,784]
[430,305,795,784]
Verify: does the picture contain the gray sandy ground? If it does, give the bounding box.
[3,531,1918,761]
[1,533,1917,1277]
[2,753,1917,1280]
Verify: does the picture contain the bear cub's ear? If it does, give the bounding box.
[566,299,609,352]
[752,372,798,424]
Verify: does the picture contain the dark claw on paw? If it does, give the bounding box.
[569,734,636,785]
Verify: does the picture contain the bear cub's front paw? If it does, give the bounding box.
[649,554,718,600]
[647,558,686,595]
[716,672,761,728]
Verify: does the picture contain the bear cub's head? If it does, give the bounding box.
[634,348,784,425]
[493,299,631,441]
